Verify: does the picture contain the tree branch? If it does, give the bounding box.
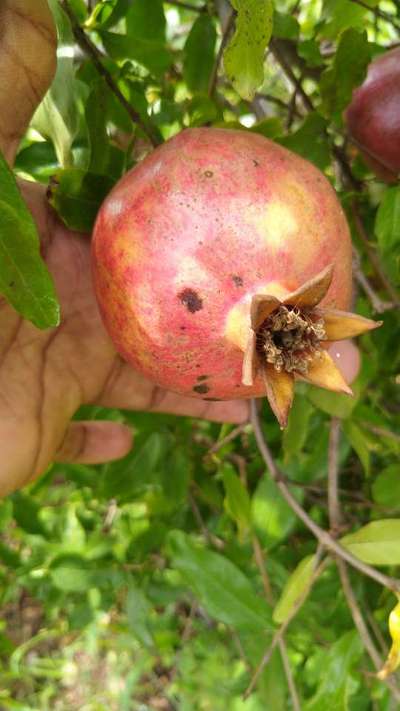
[61,0,161,148]
[244,545,326,699]
[351,201,400,310]
[250,400,400,593]
[327,417,400,702]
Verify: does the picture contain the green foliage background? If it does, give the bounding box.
[1,0,400,708]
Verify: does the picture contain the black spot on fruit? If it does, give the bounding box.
[232,274,243,287]
[193,384,210,394]
[178,289,203,313]
[203,397,221,401]
[204,170,213,178]
[197,374,209,382]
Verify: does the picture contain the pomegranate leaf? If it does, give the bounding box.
[375,186,400,286]
[0,151,60,329]
[273,553,317,624]
[48,168,114,232]
[224,0,273,101]
[168,530,272,632]
[184,15,217,94]
[33,0,84,167]
[341,520,400,565]
[320,28,371,123]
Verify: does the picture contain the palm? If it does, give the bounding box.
[0,181,247,496]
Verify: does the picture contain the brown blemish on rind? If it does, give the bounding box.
[204,170,213,178]
[197,374,209,382]
[203,397,221,401]
[178,288,203,313]
[193,384,210,394]
[232,275,243,287]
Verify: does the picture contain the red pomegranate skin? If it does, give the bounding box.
[92,128,352,401]
[345,47,400,182]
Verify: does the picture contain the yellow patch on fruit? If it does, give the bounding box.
[248,202,298,250]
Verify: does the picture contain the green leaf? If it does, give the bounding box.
[320,29,371,122]
[342,420,372,476]
[126,0,166,43]
[273,11,299,40]
[320,0,371,40]
[375,186,400,285]
[33,0,85,166]
[161,445,192,507]
[101,431,172,500]
[282,394,314,461]
[307,382,358,419]
[341,519,400,565]
[85,80,111,175]
[49,554,93,593]
[169,531,272,632]
[12,491,48,535]
[375,186,400,253]
[304,631,363,710]
[184,15,217,94]
[224,0,273,101]
[273,554,316,624]
[126,584,154,647]
[100,31,172,77]
[372,465,400,507]
[222,463,252,532]
[251,474,300,549]
[278,113,330,171]
[0,152,60,328]
[48,168,114,232]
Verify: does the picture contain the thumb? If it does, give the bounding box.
[55,421,133,465]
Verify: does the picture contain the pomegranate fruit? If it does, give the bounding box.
[345,47,400,183]
[92,128,379,426]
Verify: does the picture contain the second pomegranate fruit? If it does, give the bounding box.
[92,128,379,426]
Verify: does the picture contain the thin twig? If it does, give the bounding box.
[208,8,235,98]
[327,425,400,701]
[244,546,326,699]
[277,638,301,711]
[338,560,400,701]
[61,1,161,148]
[232,454,300,709]
[208,424,247,454]
[188,491,224,550]
[351,201,400,309]
[251,535,301,710]
[352,248,394,314]
[361,423,400,444]
[270,39,314,113]
[250,400,400,593]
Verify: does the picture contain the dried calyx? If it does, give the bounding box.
[242,265,381,428]
[258,304,326,375]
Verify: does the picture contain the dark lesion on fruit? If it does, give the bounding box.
[256,304,327,375]
[197,374,209,382]
[203,397,221,401]
[193,383,210,394]
[178,288,203,313]
[232,274,243,287]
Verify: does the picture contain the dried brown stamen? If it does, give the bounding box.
[257,305,327,375]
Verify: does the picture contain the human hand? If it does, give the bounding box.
[0,181,249,497]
